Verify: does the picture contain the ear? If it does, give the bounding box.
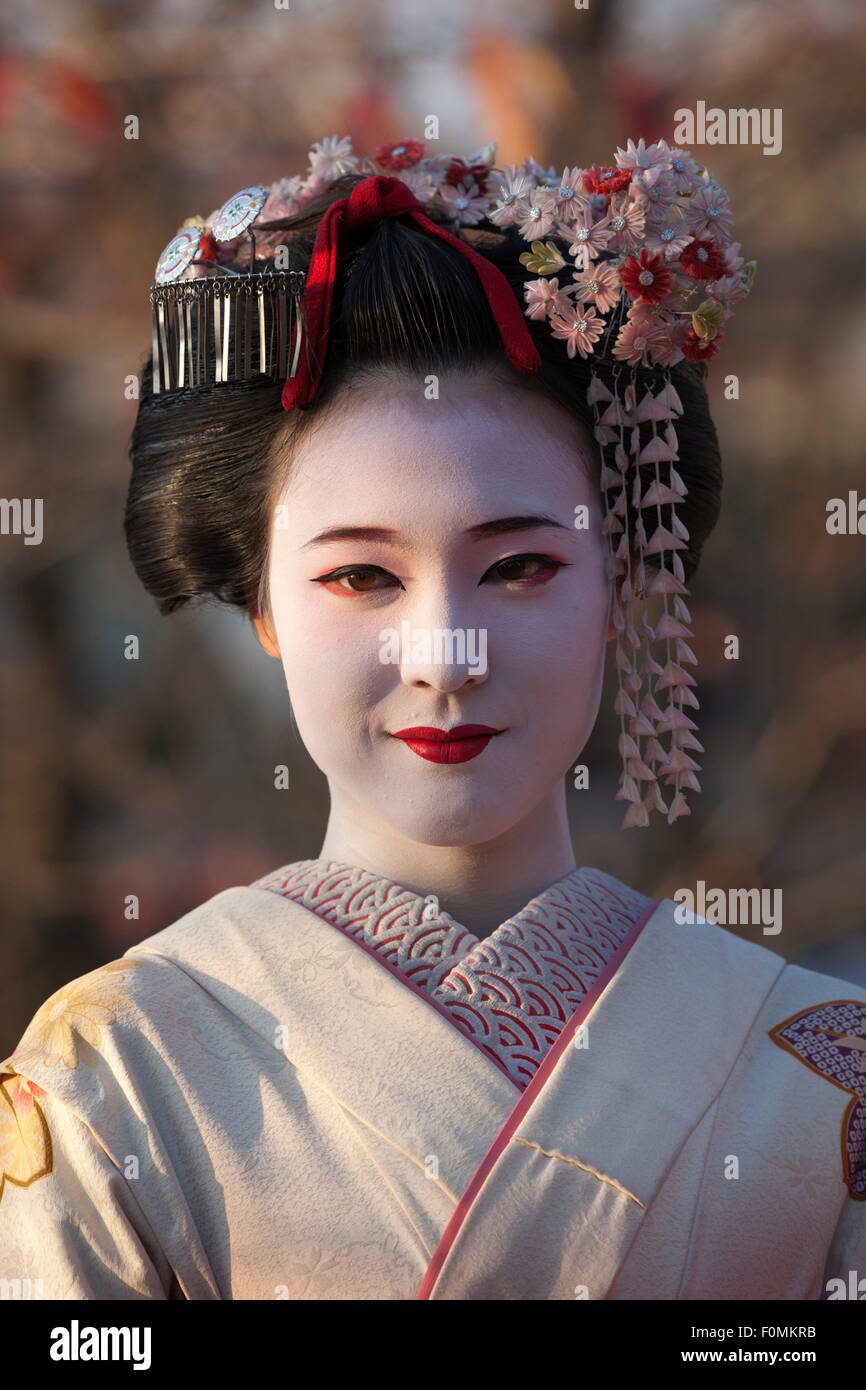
[251,609,281,658]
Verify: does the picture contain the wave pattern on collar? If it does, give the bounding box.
[253,859,652,1088]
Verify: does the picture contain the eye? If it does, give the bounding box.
[310,564,403,596]
[482,553,567,587]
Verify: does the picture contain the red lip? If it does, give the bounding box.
[391,725,502,765]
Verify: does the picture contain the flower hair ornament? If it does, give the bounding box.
[149,134,755,828]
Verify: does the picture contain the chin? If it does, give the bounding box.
[376,785,539,849]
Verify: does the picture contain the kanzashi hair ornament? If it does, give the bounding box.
[147,134,756,828]
[151,184,307,394]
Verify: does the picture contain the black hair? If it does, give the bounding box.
[126,173,722,618]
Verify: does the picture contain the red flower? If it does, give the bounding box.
[679,238,725,280]
[199,229,218,262]
[374,139,425,170]
[681,329,723,362]
[443,157,490,194]
[582,165,632,196]
[619,249,673,304]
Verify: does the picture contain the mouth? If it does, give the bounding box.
[390,724,503,765]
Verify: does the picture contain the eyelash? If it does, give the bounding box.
[310,553,569,596]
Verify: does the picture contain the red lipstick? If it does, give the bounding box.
[391,724,502,764]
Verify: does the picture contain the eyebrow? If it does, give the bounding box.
[300,515,570,549]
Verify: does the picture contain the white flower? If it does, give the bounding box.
[391,166,437,203]
[308,135,358,183]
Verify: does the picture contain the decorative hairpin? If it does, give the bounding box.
[148,134,756,828]
[150,185,306,393]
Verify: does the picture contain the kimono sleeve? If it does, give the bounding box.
[822,1196,866,1300]
[0,1071,174,1300]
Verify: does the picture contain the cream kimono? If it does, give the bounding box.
[1,859,864,1301]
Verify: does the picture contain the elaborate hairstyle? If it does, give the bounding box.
[128,136,753,824]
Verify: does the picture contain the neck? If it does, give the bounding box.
[318,784,578,939]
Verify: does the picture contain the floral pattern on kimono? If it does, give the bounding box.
[0,959,141,1206]
[769,1000,866,1200]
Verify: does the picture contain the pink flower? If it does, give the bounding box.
[626,300,672,332]
[522,156,558,182]
[647,317,692,366]
[488,171,534,227]
[563,209,615,270]
[605,194,646,250]
[551,303,605,358]
[571,259,621,312]
[707,274,747,312]
[261,176,306,221]
[524,276,573,320]
[390,166,437,202]
[630,167,678,226]
[550,166,592,224]
[685,181,734,243]
[439,177,489,225]
[516,187,559,239]
[723,240,745,274]
[298,170,332,202]
[614,137,672,174]
[612,319,665,367]
[643,222,694,260]
[668,148,703,195]
[664,270,699,300]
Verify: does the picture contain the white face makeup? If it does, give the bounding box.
[255,370,613,852]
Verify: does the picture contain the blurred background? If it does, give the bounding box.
[1,0,865,1054]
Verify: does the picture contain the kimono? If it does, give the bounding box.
[1,857,864,1301]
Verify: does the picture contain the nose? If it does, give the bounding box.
[390,590,489,692]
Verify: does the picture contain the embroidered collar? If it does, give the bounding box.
[253,859,652,1088]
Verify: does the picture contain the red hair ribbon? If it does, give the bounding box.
[281,175,541,411]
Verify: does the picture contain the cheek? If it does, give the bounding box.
[519,573,611,744]
[514,564,610,679]
[270,587,386,737]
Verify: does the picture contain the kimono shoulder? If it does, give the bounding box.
[590,901,866,1299]
[0,883,333,1299]
[0,880,495,1300]
[1,884,303,1096]
[626,901,866,1204]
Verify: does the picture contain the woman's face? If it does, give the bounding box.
[255,370,613,848]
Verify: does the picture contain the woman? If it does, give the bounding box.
[1,136,863,1301]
